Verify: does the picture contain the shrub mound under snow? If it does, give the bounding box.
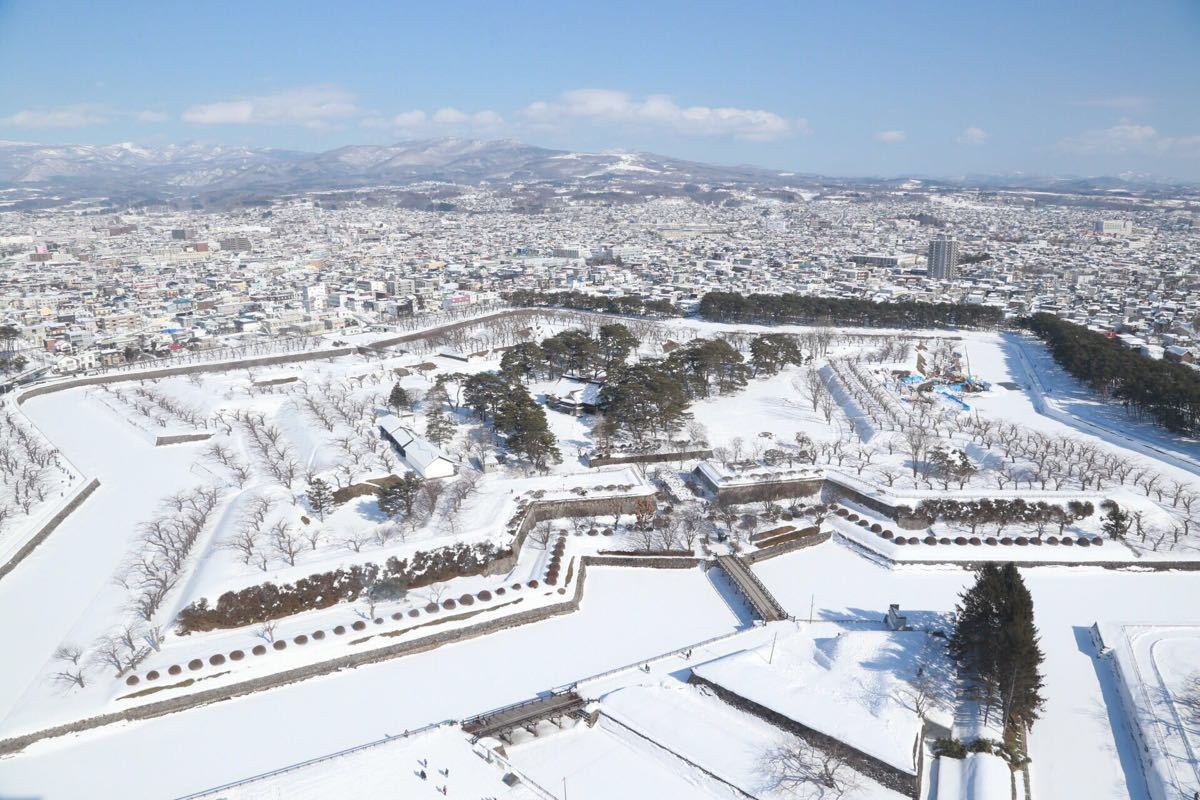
[176,541,505,632]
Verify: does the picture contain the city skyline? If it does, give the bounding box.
[2,0,1199,179]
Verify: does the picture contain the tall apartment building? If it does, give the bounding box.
[302,283,327,312]
[927,234,960,280]
[1094,219,1133,235]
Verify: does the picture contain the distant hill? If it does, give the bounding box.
[1,137,1193,206]
[0,137,797,202]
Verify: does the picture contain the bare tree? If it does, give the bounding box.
[900,422,931,479]
[51,668,87,690]
[302,525,324,551]
[255,620,278,643]
[527,521,554,550]
[794,367,825,412]
[270,521,303,566]
[897,669,942,719]
[340,529,371,553]
[760,739,859,799]
[54,644,84,666]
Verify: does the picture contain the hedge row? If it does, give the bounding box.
[177,541,504,633]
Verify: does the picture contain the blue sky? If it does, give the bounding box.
[1,0,1198,179]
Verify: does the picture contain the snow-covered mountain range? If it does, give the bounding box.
[2,137,1191,204]
[0,138,789,198]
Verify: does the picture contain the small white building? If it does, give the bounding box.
[378,414,457,479]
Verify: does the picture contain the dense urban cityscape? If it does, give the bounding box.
[3,176,1199,384]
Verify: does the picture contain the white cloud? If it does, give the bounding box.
[0,104,111,128]
[368,106,504,134]
[182,85,359,127]
[471,110,504,127]
[960,126,989,145]
[1075,96,1152,112]
[521,88,802,141]
[1060,121,1200,156]
[875,130,905,143]
[388,110,427,128]
[135,110,169,123]
[431,107,469,125]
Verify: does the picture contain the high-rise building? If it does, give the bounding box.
[302,283,327,313]
[1094,219,1133,235]
[927,234,960,280]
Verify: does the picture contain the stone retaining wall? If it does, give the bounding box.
[155,432,214,446]
[822,479,928,529]
[742,530,831,564]
[511,492,655,552]
[14,347,355,405]
[585,555,701,569]
[589,449,713,467]
[712,477,822,505]
[0,478,101,582]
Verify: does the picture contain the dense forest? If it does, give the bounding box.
[1023,313,1200,434]
[698,292,1004,329]
[505,290,680,318]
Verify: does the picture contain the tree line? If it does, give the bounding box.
[699,292,1004,329]
[505,289,680,318]
[1023,312,1200,434]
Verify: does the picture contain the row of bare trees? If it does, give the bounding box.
[117,485,222,624]
[0,410,69,532]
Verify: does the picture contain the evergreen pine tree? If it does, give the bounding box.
[388,383,409,412]
[495,384,561,470]
[378,473,423,520]
[305,478,334,520]
[951,562,1045,734]
[424,387,456,446]
[1100,500,1131,540]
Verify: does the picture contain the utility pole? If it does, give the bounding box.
[808,594,814,624]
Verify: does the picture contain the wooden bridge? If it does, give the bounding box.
[714,554,789,622]
[462,691,586,742]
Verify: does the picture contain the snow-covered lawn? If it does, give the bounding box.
[206,725,545,799]
[508,719,736,800]
[598,681,908,799]
[752,542,1200,800]
[0,566,745,800]
[694,628,951,774]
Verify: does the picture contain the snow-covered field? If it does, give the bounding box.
[753,542,1200,800]
[694,628,950,774]
[202,725,547,799]
[0,566,745,799]
[4,313,1200,799]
